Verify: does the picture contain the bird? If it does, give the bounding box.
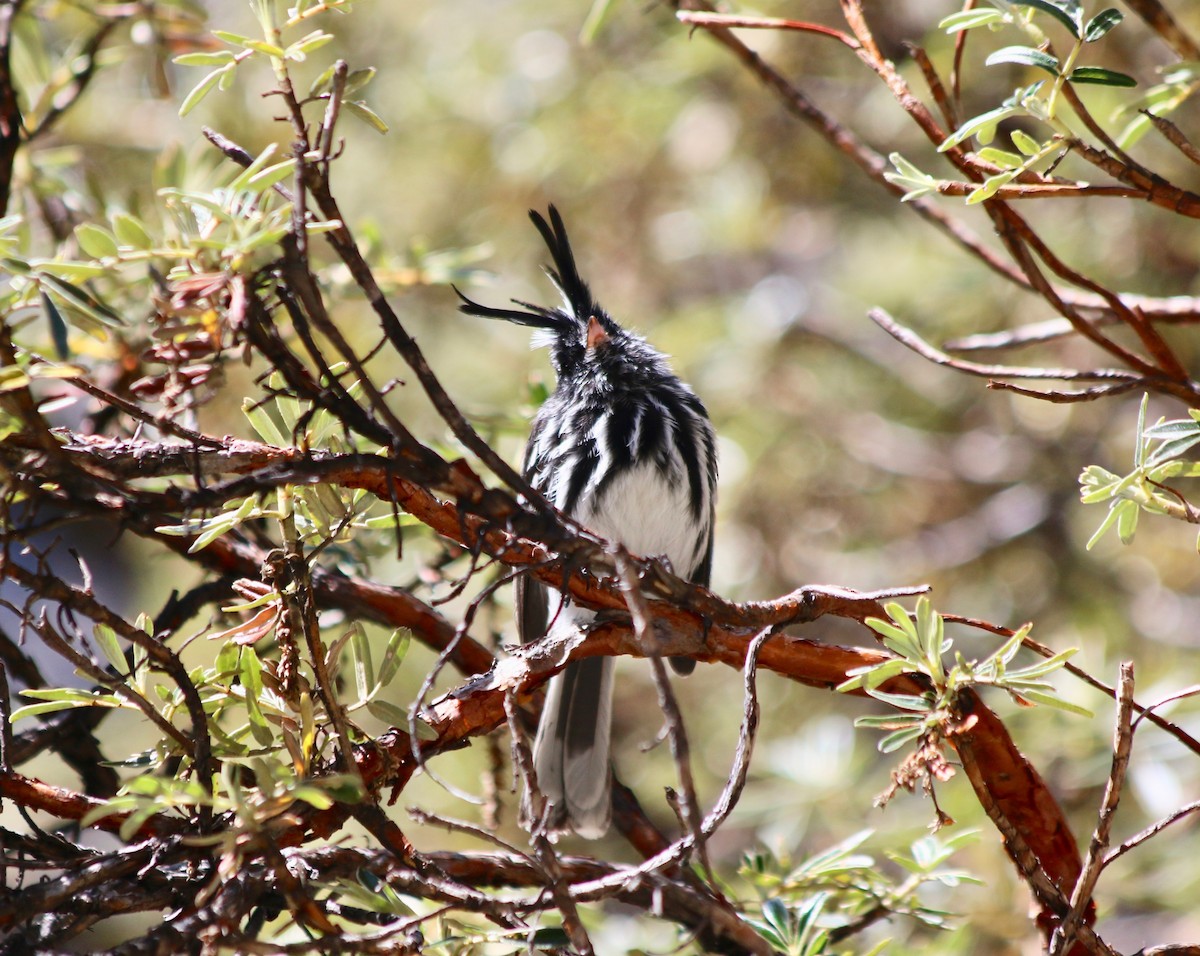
[457,206,718,838]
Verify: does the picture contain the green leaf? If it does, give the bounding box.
[343,100,389,134]
[855,714,921,730]
[41,292,70,360]
[173,50,238,66]
[247,159,296,193]
[940,104,1023,151]
[1146,433,1200,467]
[353,868,415,915]
[992,628,1028,667]
[33,259,107,281]
[837,657,916,694]
[0,367,29,392]
[967,170,1017,205]
[978,147,1025,168]
[213,30,253,45]
[1115,497,1139,544]
[228,142,281,191]
[93,623,127,674]
[762,898,791,942]
[351,624,373,701]
[186,512,240,553]
[581,0,618,44]
[985,46,1061,76]
[241,647,274,745]
[1018,689,1093,716]
[377,628,411,687]
[112,213,153,250]
[240,646,263,699]
[884,152,939,202]
[1085,502,1122,549]
[1068,66,1137,87]
[80,795,138,828]
[291,785,335,809]
[1010,128,1043,155]
[1083,8,1123,42]
[1012,0,1083,37]
[866,689,933,712]
[11,691,124,721]
[30,364,82,382]
[179,65,231,117]
[1134,393,1150,468]
[869,620,922,660]
[242,397,288,445]
[284,30,334,61]
[242,39,285,57]
[1142,418,1200,439]
[789,831,874,878]
[366,698,411,728]
[37,269,124,326]
[344,68,376,96]
[75,223,119,258]
[879,725,926,753]
[939,9,1007,32]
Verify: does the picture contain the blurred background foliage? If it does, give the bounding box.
[10,0,1200,951]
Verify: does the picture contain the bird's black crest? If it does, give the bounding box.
[455,205,597,334]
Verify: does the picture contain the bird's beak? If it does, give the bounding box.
[586,315,609,350]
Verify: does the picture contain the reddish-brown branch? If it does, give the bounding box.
[676,11,859,49]
[952,696,1094,953]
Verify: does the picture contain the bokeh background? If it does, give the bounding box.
[12,0,1200,951]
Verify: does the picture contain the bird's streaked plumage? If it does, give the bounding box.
[458,206,717,837]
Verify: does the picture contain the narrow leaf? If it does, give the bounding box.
[112,213,153,250]
[879,725,926,753]
[1086,502,1122,550]
[75,223,119,258]
[1116,498,1139,544]
[93,623,127,674]
[1083,9,1123,42]
[41,292,70,359]
[1011,128,1043,155]
[343,100,389,134]
[173,51,237,66]
[377,628,411,687]
[985,46,1061,76]
[978,147,1025,168]
[179,66,229,117]
[865,689,933,712]
[939,9,1007,32]
[966,170,1017,204]
[1068,67,1137,87]
[351,624,373,701]
[1012,0,1083,37]
[940,105,1022,151]
[1018,689,1094,716]
[366,698,411,728]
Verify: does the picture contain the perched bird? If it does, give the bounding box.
[457,206,718,837]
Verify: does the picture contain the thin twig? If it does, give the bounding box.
[501,691,595,956]
[612,548,714,888]
[1103,799,1200,868]
[868,307,1139,383]
[1053,663,1134,955]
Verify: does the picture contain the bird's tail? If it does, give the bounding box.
[527,656,614,839]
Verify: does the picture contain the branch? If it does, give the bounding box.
[1053,664,1134,955]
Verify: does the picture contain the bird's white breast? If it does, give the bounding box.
[575,459,706,576]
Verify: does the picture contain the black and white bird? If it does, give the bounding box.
[458,207,718,837]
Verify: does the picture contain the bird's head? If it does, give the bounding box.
[456,206,641,382]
